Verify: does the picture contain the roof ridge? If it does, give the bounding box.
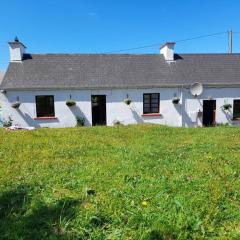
[177,53,240,55]
[24,53,240,57]
[25,53,160,56]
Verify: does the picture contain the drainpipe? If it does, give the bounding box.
[181,84,184,127]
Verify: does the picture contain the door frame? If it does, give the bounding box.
[91,95,107,126]
[202,99,216,127]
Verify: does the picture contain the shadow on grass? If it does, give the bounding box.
[0,185,82,240]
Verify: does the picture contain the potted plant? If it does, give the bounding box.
[76,116,85,127]
[3,117,13,127]
[113,120,123,126]
[66,99,76,107]
[11,101,21,109]
[172,97,180,104]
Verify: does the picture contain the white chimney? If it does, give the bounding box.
[8,37,26,62]
[160,42,176,61]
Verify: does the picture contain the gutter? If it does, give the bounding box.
[2,83,240,91]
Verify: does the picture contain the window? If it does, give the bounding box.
[143,93,160,114]
[36,95,55,117]
[233,99,240,119]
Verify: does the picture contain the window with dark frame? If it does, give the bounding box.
[143,93,160,114]
[36,95,55,117]
[233,99,240,119]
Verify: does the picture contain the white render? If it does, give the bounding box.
[1,86,240,128]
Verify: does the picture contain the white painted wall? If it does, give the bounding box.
[1,87,240,128]
[0,88,181,128]
[183,87,240,127]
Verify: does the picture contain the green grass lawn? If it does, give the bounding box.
[0,125,240,240]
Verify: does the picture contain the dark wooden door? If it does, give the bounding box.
[203,100,216,127]
[91,95,106,126]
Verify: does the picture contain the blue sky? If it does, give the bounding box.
[1,0,240,70]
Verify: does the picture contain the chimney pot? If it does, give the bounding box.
[14,36,19,42]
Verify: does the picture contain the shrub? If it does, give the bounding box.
[76,116,85,127]
[216,123,229,127]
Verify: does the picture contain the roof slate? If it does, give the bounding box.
[1,53,240,90]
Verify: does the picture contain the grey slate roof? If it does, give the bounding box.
[1,53,240,90]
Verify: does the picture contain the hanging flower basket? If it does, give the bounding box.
[172,97,180,104]
[11,101,21,109]
[124,98,132,105]
[221,103,232,111]
[66,99,76,107]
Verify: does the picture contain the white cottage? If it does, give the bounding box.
[1,39,240,128]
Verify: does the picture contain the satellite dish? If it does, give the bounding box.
[190,82,203,97]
